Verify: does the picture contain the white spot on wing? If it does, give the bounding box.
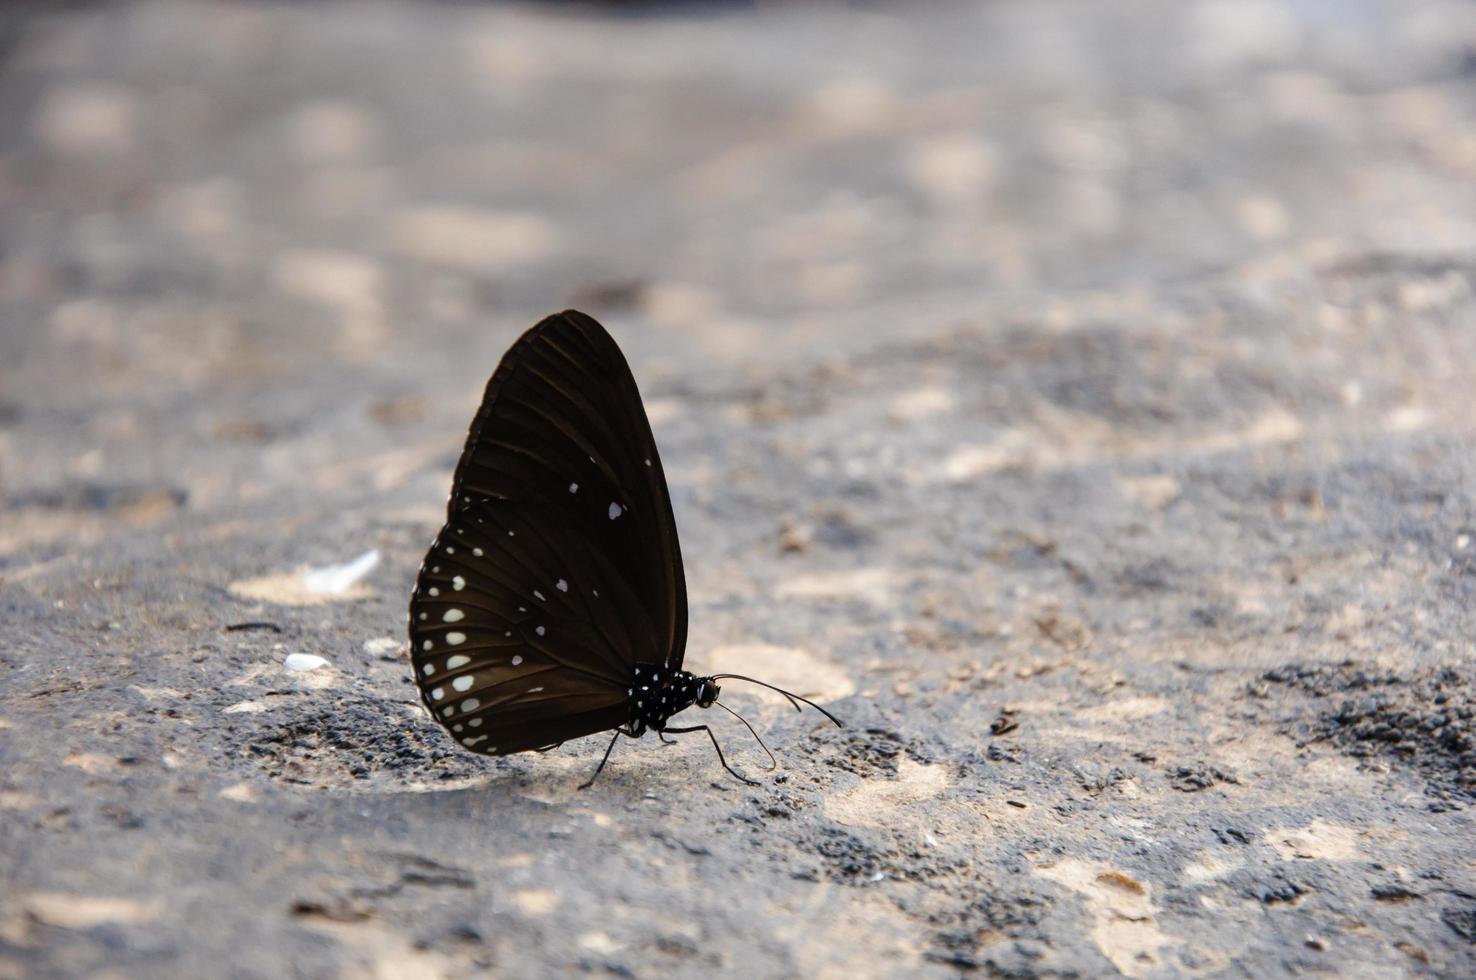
[461,698,480,712]
[442,608,464,623]
[608,502,623,520]
[452,576,466,591]
[472,548,483,557]
[446,632,466,646]
[556,578,568,592]
[569,482,579,493]
[446,654,469,669]
[511,655,523,666]
[431,687,445,700]
[535,626,546,636]
[452,675,474,692]
[533,590,546,601]
[421,640,433,651]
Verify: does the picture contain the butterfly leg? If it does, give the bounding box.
[579,730,623,790]
[658,733,678,745]
[662,725,761,786]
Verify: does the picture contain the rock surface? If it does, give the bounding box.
[3,1,1476,976]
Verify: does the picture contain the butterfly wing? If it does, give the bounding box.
[410,501,641,754]
[408,311,686,755]
[448,310,687,669]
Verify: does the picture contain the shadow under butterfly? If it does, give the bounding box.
[408,310,843,787]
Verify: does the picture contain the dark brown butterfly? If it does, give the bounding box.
[408,310,842,787]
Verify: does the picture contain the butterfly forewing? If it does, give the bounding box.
[409,311,687,756]
[447,311,686,666]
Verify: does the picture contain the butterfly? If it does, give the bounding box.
[408,310,842,787]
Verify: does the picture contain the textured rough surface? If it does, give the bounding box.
[3,1,1476,977]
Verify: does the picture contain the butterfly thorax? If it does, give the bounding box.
[627,663,719,737]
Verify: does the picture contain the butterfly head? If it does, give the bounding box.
[694,677,721,709]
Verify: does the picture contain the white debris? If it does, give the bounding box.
[223,700,270,714]
[283,653,330,672]
[302,549,379,594]
[362,637,402,657]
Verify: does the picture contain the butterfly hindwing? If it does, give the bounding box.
[409,501,640,755]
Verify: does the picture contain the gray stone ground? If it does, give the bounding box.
[3,0,1476,976]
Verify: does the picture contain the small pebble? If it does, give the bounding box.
[362,636,402,658]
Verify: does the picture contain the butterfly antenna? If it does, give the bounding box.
[715,700,777,771]
[708,674,845,728]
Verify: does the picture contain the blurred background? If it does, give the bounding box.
[3,0,1473,529]
[4,2,1476,977]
